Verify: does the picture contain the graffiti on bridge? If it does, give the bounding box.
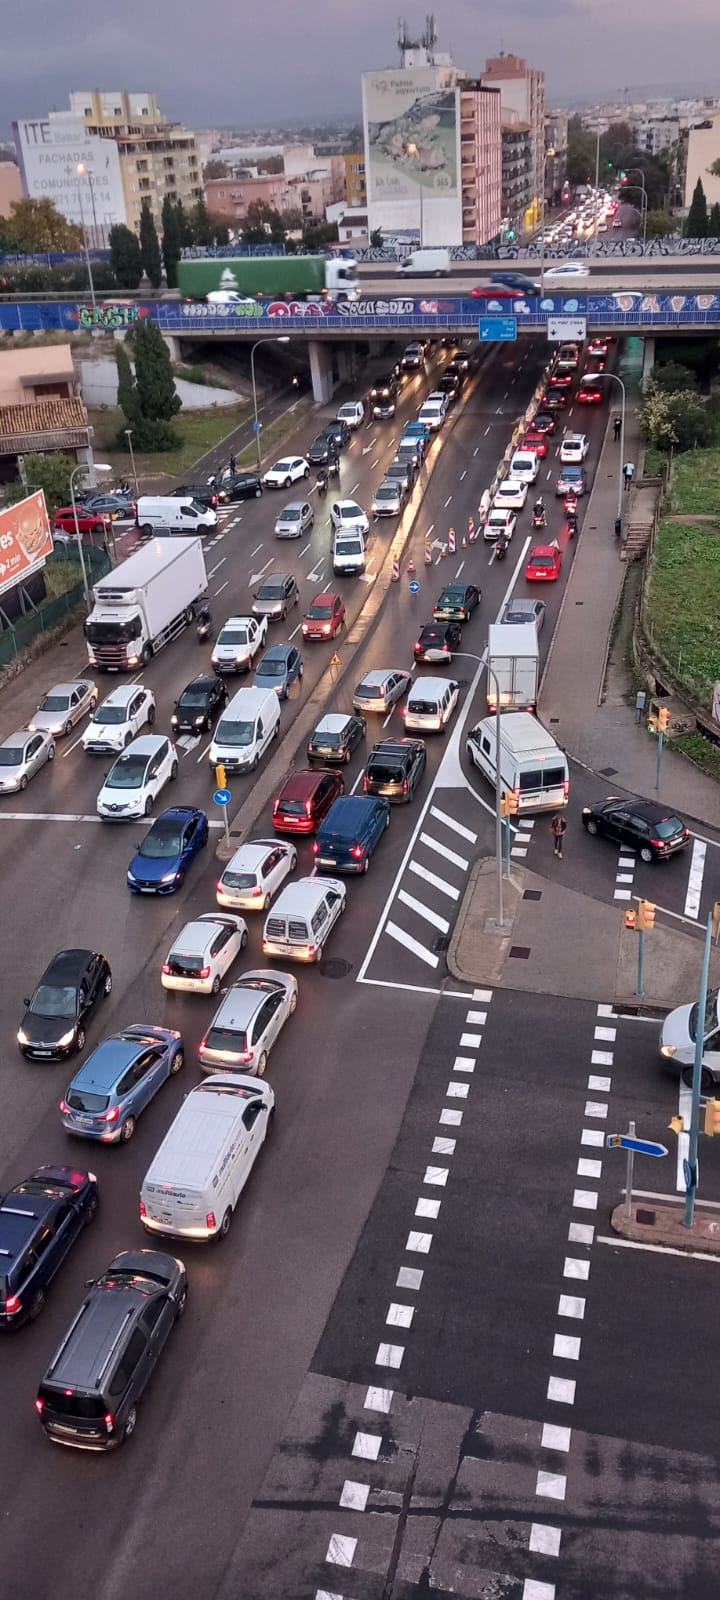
[358,237,720,263]
[77,303,142,330]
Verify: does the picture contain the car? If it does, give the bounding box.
[439,373,460,402]
[500,598,546,633]
[540,388,569,412]
[549,369,573,389]
[97,734,177,820]
[493,478,528,511]
[322,418,350,450]
[302,592,345,641]
[559,433,589,464]
[484,507,517,543]
[556,464,587,497]
[611,216,623,229]
[522,429,548,458]
[0,728,54,792]
[385,461,414,495]
[432,583,480,622]
[401,343,425,369]
[532,413,556,436]
[273,768,344,834]
[525,542,563,581]
[0,1165,99,1328]
[170,483,219,510]
[336,401,365,429]
[263,456,310,488]
[372,479,405,517]
[253,644,304,699]
[418,398,447,431]
[577,380,605,405]
[84,493,135,520]
[470,282,518,298]
[403,419,430,446]
[28,679,97,738]
[216,839,297,911]
[54,506,104,534]
[414,620,462,663]
[330,499,370,535]
[83,685,156,754]
[59,1024,185,1143]
[170,676,227,736]
[443,362,465,389]
[660,991,720,1086]
[127,806,209,894]
[587,339,609,358]
[216,471,263,502]
[307,712,366,765]
[308,434,336,466]
[582,798,690,862]
[491,270,540,293]
[543,262,589,280]
[211,615,267,674]
[353,669,411,715]
[363,738,426,803]
[396,438,424,471]
[161,913,248,995]
[199,970,297,1076]
[18,948,112,1060]
[252,573,299,621]
[312,794,390,874]
[451,348,472,372]
[274,500,314,539]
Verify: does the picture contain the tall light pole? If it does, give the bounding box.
[595,130,601,190]
[250,336,290,471]
[124,429,139,497]
[585,369,626,526]
[74,180,96,311]
[454,651,512,928]
[77,163,100,249]
[404,142,424,246]
[621,180,648,245]
[70,462,112,605]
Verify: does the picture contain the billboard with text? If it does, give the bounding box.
[363,69,462,245]
[0,491,53,599]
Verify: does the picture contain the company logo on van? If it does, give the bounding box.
[219,267,240,289]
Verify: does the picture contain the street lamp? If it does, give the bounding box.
[404,142,424,246]
[76,163,100,249]
[250,337,290,471]
[620,180,648,246]
[585,370,626,528]
[453,650,510,927]
[73,179,96,311]
[124,429,139,497]
[70,462,112,606]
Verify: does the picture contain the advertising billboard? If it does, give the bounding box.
[0,491,53,599]
[13,115,125,244]
[363,69,462,245]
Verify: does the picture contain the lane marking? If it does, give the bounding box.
[419,831,469,870]
[443,495,452,508]
[429,804,477,843]
[196,738,213,764]
[61,731,87,760]
[408,860,459,901]
[289,622,303,640]
[0,811,224,827]
[684,837,707,919]
[356,976,474,997]
[208,557,226,577]
[397,889,450,933]
[214,580,229,596]
[249,542,263,558]
[627,1187,720,1210]
[385,920,439,967]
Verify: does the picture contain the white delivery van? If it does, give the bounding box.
[208,686,280,775]
[466,711,569,812]
[509,449,540,484]
[136,496,217,538]
[140,1075,274,1241]
[404,676,460,733]
[397,248,451,277]
[332,528,366,576]
[418,398,447,432]
[262,876,346,963]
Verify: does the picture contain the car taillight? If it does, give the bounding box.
[312,841,319,854]
[251,885,264,897]
[651,838,663,848]
[104,1106,120,1123]
[562,780,570,798]
[206,1212,216,1231]
[104,1413,115,1433]
[162,962,172,974]
[414,642,422,654]
[401,705,407,716]
[4,1294,21,1314]
[198,1039,207,1053]
[443,643,450,653]
[139,1200,146,1218]
[34,1398,44,1415]
[352,844,365,859]
[305,799,313,816]
[307,945,316,960]
[272,800,279,815]
[363,776,368,791]
[403,778,409,793]
[215,880,224,893]
[199,966,211,979]
[59,1099,69,1114]
[238,1049,253,1063]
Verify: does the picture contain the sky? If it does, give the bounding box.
[2,0,719,134]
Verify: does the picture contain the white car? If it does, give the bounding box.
[28,679,97,737]
[0,729,54,793]
[336,401,364,429]
[330,499,370,535]
[560,433,590,464]
[199,970,298,1076]
[493,478,528,510]
[96,733,177,820]
[211,615,268,674]
[484,507,517,543]
[262,456,310,489]
[82,684,156,754]
[418,399,446,431]
[544,262,589,281]
[161,912,248,995]
[216,839,298,911]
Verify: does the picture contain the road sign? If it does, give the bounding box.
[214,788,232,806]
[683,1158,697,1191]
[252,419,262,432]
[547,315,587,342]
[479,316,517,342]
[409,579,420,594]
[606,1134,668,1157]
[330,652,342,667]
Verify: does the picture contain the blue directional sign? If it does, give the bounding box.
[683,1158,697,1191]
[409,579,420,594]
[214,788,232,806]
[607,1134,668,1157]
[252,418,262,432]
[479,316,517,342]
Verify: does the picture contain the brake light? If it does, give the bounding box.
[311,841,319,854]
[305,799,313,816]
[352,844,365,859]
[307,945,316,960]
[238,1049,253,1063]
[401,705,407,717]
[362,776,368,791]
[272,799,279,815]
[443,643,450,653]
[104,1413,115,1434]
[104,1106,120,1124]
[162,962,172,974]
[198,1039,207,1054]
[35,1398,44,1415]
[59,1099,69,1114]
[403,779,409,793]
[251,885,264,897]
[206,1212,216,1231]
[139,1200,146,1218]
[4,1293,21,1314]
[215,881,224,893]
[562,780,570,798]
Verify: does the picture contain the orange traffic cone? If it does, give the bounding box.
[448,527,456,555]
[462,533,467,548]
[407,558,416,574]
[391,557,400,581]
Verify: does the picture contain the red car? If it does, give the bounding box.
[522,430,548,458]
[302,592,345,641]
[272,768,344,834]
[470,283,517,298]
[54,506,105,534]
[577,382,604,405]
[587,339,609,358]
[549,370,573,389]
[525,542,563,582]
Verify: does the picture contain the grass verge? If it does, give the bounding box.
[645,519,720,707]
[672,730,720,783]
[665,448,720,516]
[88,405,250,479]
[643,444,667,478]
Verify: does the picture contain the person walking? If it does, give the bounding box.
[551,812,567,859]
[229,452,237,476]
[623,461,635,491]
[613,414,621,442]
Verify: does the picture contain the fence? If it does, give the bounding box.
[0,547,111,670]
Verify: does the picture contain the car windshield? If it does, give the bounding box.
[94,705,128,724]
[107,755,148,789]
[139,827,183,859]
[257,584,285,600]
[655,816,683,838]
[39,694,69,712]
[376,488,396,501]
[0,746,24,765]
[30,984,77,1018]
[689,989,720,1042]
[67,1088,109,1113]
[258,658,285,677]
[205,1025,247,1053]
[219,628,249,646]
[216,718,254,747]
[274,461,292,472]
[307,604,333,619]
[281,509,302,522]
[179,688,209,708]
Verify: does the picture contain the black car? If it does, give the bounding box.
[413,621,462,663]
[217,472,263,502]
[392,450,418,483]
[322,418,350,450]
[581,798,690,862]
[18,949,112,1060]
[171,675,228,735]
[308,435,336,466]
[0,1166,98,1328]
[439,374,460,403]
[307,713,366,765]
[363,739,426,803]
[433,583,481,623]
[491,270,541,294]
[541,389,569,411]
[170,483,219,509]
[533,413,556,436]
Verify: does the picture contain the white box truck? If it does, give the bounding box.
[85,536,208,671]
[487,623,539,712]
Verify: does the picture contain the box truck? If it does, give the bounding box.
[85,537,207,671]
[486,623,540,712]
[176,255,358,303]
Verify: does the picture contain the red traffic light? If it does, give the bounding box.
[625,910,637,929]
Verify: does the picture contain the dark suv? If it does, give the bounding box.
[322,418,350,451]
[217,472,263,503]
[0,1166,98,1327]
[18,948,112,1060]
[170,483,219,509]
[36,1249,187,1450]
[363,739,426,803]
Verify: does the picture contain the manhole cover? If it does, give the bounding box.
[523,889,542,901]
[433,934,450,952]
[318,957,352,979]
[599,766,618,777]
[509,945,531,959]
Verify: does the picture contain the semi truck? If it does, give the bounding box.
[85,537,208,672]
[486,622,539,712]
[176,254,358,303]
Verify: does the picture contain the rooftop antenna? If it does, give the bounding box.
[421,12,437,55]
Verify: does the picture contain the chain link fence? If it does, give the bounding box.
[0,546,111,669]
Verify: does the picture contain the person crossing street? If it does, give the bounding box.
[551,813,567,859]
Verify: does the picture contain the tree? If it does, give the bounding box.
[109,223,142,289]
[5,451,75,517]
[709,202,720,239]
[203,158,230,180]
[175,198,194,248]
[709,159,720,180]
[566,115,598,186]
[139,201,162,287]
[115,343,141,425]
[281,208,304,232]
[653,362,697,394]
[640,384,716,452]
[643,210,676,239]
[210,216,230,246]
[133,319,181,423]
[686,177,708,238]
[7,198,83,252]
[369,228,384,248]
[192,196,214,247]
[161,195,182,289]
[302,221,339,249]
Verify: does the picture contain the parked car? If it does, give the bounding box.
[18,948,112,1060]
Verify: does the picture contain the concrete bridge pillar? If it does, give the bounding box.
[308,340,334,405]
[641,337,655,387]
[162,332,182,362]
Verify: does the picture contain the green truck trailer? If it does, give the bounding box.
[176,255,358,302]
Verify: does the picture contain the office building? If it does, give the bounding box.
[482,54,545,229]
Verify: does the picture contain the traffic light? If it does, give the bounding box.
[215,764,227,789]
[658,706,671,733]
[669,1115,685,1135]
[507,228,516,242]
[704,1099,720,1136]
[500,792,519,817]
[620,171,628,184]
[607,160,614,171]
[637,900,656,931]
[647,710,658,734]
[624,909,637,930]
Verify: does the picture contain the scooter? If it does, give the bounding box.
[564,496,578,536]
[494,536,509,561]
[532,509,546,530]
[316,470,328,495]
[196,610,213,642]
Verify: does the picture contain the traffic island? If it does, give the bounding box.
[611,1199,720,1255]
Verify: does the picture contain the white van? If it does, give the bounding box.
[397,248,451,277]
[262,876,346,963]
[466,711,569,812]
[332,528,366,576]
[509,449,540,484]
[418,397,447,432]
[140,1075,274,1241]
[136,496,217,538]
[404,675,460,733]
[208,686,280,775]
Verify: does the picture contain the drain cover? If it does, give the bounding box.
[509,945,530,959]
[433,934,450,952]
[599,766,618,777]
[318,957,352,979]
[523,889,542,901]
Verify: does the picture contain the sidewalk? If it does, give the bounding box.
[538,359,720,829]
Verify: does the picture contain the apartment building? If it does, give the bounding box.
[483,54,545,229]
[344,153,367,210]
[0,345,93,488]
[459,83,502,244]
[544,110,568,204]
[500,114,532,237]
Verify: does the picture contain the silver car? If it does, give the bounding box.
[372,479,404,517]
[252,574,299,621]
[198,969,298,1076]
[0,729,55,792]
[28,679,97,737]
[274,501,314,539]
[660,990,720,1088]
[353,669,411,714]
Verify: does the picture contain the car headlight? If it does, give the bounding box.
[171,716,178,727]
[17,1028,28,1044]
[127,872,137,884]
[160,870,178,883]
[195,715,205,725]
[660,1044,677,1058]
[56,1028,76,1048]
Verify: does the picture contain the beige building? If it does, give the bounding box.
[0,162,23,219]
[684,114,720,211]
[0,345,93,488]
[344,153,367,210]
[459,82,502,244]
[69,92,203,232]
[483,54,545,229]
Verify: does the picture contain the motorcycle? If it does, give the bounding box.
[316,471,328,495]
[196,609,213,642]
[564,496,578,536]
[532,509,546,530]
[494,536,509,561]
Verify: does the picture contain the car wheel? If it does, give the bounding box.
[255,487,262,498]
[141,645,152,666]
[256,1051,268,1077]
[175,1285,188,1319]
[47,743,55,761]
[344,747,351,764]
[384,812,390,829]
[64,720,73,736]
[28,1288,46,1322]
[284,476,292,488]
[171,1048,184,1074]
[281,606,287,621]
[175,871,185,891]
[586,819,599,835]
[240,928,248,950]
[682,1063,714,1095]
[147,704,156,725]
[211,974,221,995]
[298,664,304,680]
[219,1208,232,1239]
[123,1405,138,1442]
[639,845,654,864]
[289,990,298,1015]
[144,795,153,816]
[76,1026,86,1052]
[104,971,112,996]
[171,760,179,780]
[124,730,133,748]
[120,1116,136,1143]
[19,774,27,791]
[303,466,309,478]
[84,1195,98,1226]
[251,752,259,771]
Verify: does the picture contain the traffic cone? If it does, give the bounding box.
[468,516,477,544]
[424,542,432,565]
[391,557,400,582]
[440,543,448,558]
[462,533,467,549]
[407,558,416,574]
[448,527,456,555]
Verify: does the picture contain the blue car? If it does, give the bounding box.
[0,1165,98,1327]
[312,794,390,874]
[253,644,304,700]
[127,806,209,894]
[60,1025,184,1143]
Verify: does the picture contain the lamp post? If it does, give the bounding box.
[595,130,601,190]
[70,462,112,606]
[585,369,626,527]
[621,180,648,246]
[404,142,424,246]
[250,336,290,471]
[124,429,139,497]
[454,651,510,928]
[76,163,100,249]
[74,180,96,311]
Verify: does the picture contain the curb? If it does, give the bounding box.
[610,1200,720,1254]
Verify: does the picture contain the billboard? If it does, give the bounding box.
[0,491,53,599]
[13,115,125,245]
[363,69,462,245]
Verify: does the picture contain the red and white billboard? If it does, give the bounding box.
[0,490,53,599]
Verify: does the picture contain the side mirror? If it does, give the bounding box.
[23,997,30,1008]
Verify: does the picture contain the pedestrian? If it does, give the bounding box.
[229,452,237,476]
[623,461,635,491]
[551,812,567,859]
[613,414,621,442]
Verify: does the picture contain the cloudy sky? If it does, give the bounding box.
[2,0,718,132]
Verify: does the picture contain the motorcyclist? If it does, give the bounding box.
[532,497,546,527]
[196,602,212,639]
[494,534,509,559]
[316,468,328,493]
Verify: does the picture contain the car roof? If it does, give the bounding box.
[220,615,254,627]
[277,501,306,513]
[43,680,92,697]
[309,592,341,604]
[334,499,363,512]
[314,713,355,733]
[169,919,227,957]
[95,685,142,709]
[148,806,201,830]
[0,729,35,749]
[504,599,538,615]
[359,669,399,686]
[227,840,283,869]
[410,675,457,695]
[278,769,327,801]
[260,644,294,662]
[40,949,95,984]
[320,794,379,822]
[179,675,217,695]
[71,1036,142,1090]
[529,544,559,557]
[258,572,293,587]
[118,733,168,758]
[212,984,267,1029]
[370,738,421,756]
[603,797,679,823]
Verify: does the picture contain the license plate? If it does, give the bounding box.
[140,887,155,894]
[33,1050,52,1058]
[76,1117,94,1128]
[316,857,336,867]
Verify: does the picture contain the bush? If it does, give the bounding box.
[116,417,178,452]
